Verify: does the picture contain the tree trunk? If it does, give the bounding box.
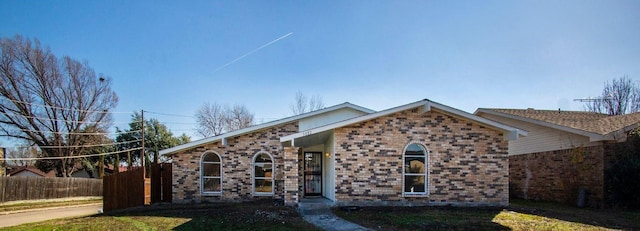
[99,155,105,178]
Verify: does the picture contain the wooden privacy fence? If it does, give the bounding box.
[103,163,172,212]
[150,163,172,203]
[103,166,145,212]
[0,176,102,202]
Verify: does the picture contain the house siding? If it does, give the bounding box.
[170,122,298,203]
[299,108,369,131]
[480,114,598,155]
[333,109,509,206]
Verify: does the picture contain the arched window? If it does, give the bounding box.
[201,152,222,194]
[253,152,274,195]
[403,143,428,195]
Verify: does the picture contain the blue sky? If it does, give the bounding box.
[1,0,639,139]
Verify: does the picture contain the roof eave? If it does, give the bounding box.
[476,109,605,142]
[159,102,376,155]
[281,100,526,143]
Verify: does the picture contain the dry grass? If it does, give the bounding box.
[333,199,640,230]
[0,200,319,231]
[0,197,102,213]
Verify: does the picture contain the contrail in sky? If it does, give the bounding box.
[213,32,293,73]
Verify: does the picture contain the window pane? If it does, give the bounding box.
[254,179,273,193]
[203,163,221,177]
[203,178,221,192]
[255,153,272,163]
[404,175,425,193]
[405,157,425,173]
[255,164,272,178]
[405,144,425,155]
[203,153,220,162]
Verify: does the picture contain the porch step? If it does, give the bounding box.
[298,198,334,215]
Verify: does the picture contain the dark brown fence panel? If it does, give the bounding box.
[0,176,102,202]
[161,163,172,202]
[150,163,172,203]
[103,167,144,212]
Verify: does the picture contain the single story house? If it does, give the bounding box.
[7,166,56,177]
[160,99,525,206]
[475,108,640,207]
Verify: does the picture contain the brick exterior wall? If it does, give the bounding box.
[333,109,509,206]
[170,122,298,203]
[283,147,300,205]
[509,145,606,207]
[169,108,510,206]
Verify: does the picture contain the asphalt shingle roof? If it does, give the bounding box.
[483,109,640,135]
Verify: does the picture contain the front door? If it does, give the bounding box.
[304,152,322,196]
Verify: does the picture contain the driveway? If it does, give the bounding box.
[0,203,102,228]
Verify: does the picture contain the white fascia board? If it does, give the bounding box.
[280,99,525,143]
[429,102,527,140]
[159,135,223,155]
[160,102,376,155]
[475,109,603,141]
[603,123,640,141]
[281,100,428,143]
[344,103,376,114]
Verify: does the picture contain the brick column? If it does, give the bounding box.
[283,146,300,206]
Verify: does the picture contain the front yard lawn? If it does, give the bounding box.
[2,199,638,230]
[333,199,640,230]
[1,200,319,231]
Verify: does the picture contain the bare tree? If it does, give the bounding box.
[0,35,118,177]
[289,91,325,115]
[585,76,640,115]
[5,144,38,166]
[224,104,254,132]
[195,102,226,137]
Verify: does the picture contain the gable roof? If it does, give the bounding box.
[159,102,375,155]
[8,166,55,177]
[475,108,640,141]
[280,99,527,145]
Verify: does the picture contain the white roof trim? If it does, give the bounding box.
[281,100,526,143]
[474,109,606,141]
[159,102,375,155]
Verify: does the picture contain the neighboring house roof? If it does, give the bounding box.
[7,166,56,177]
[281,99,526,145]
[475,108,640,141]
[160,102,375,155]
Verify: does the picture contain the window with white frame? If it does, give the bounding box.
[403,143,427,195]
[253,152,274,195]
[201,152,222,194]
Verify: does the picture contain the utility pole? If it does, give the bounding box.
[141,110,145,170]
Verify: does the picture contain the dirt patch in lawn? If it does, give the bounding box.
[333,200,640,231]
[2,199,320,231]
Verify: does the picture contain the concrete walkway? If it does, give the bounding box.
[298,198,371,231]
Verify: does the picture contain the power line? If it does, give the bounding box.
[0,110,139,124]
[18,129,142,136]
[159,121,197,125]
[144,110,194,118]
[11,139,141,149]
[0,147,143,161]
[0,97,131,114]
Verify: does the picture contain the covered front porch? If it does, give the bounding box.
[282,130,336,205]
